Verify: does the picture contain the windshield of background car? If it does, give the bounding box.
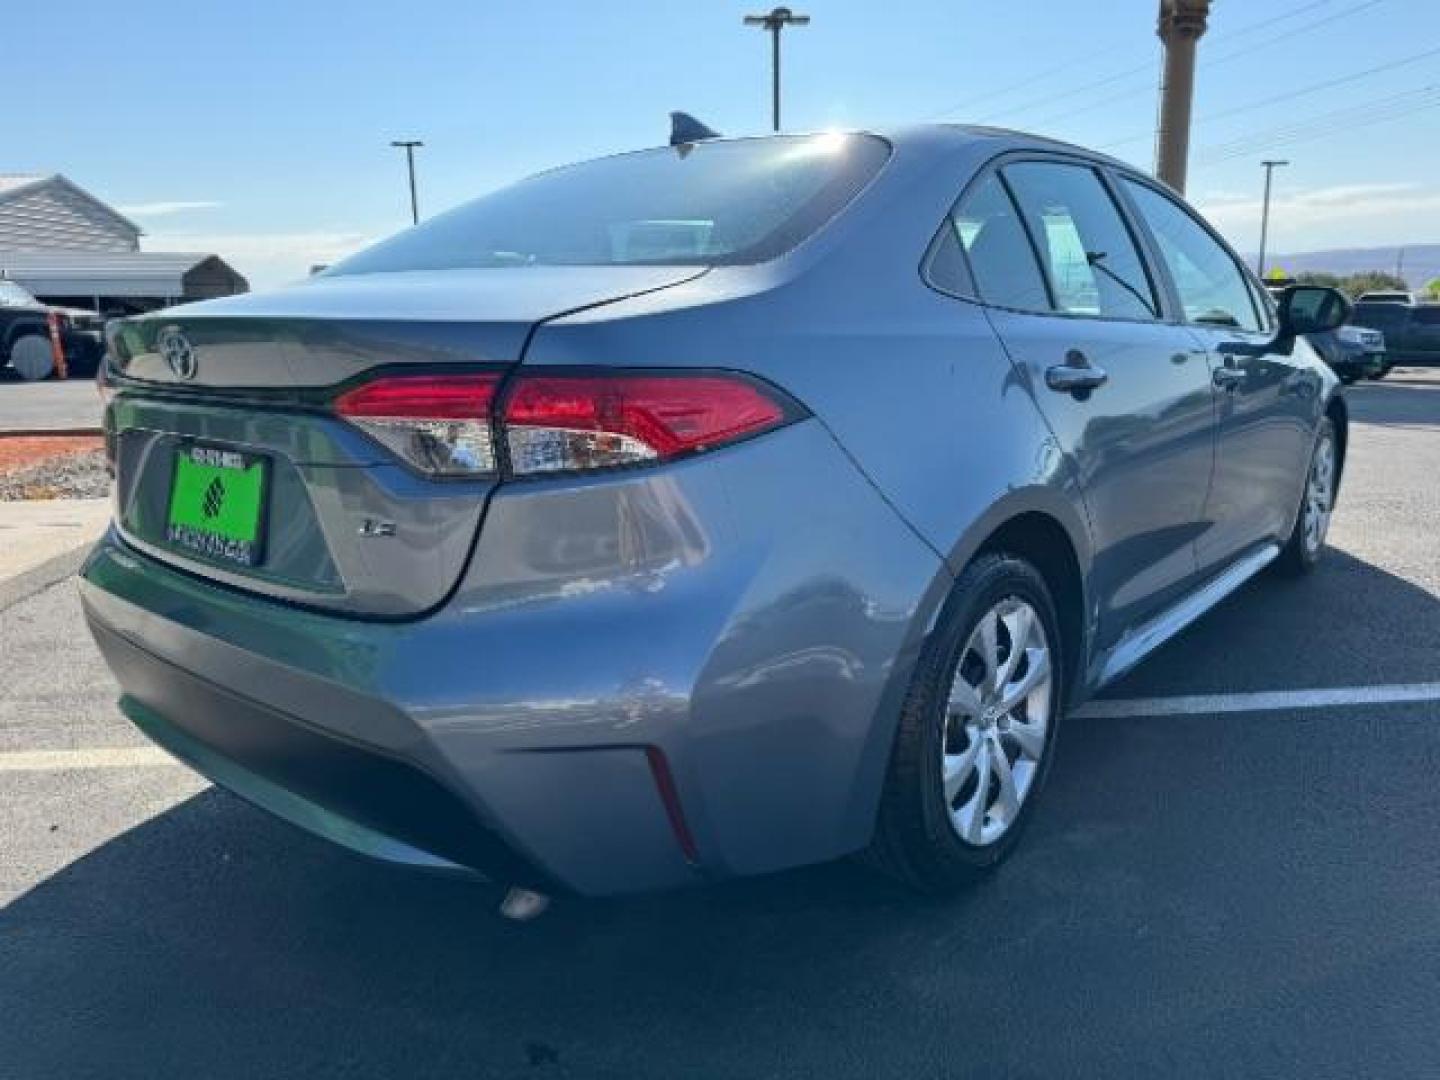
[0,281,39,306]
[327,134,891,275]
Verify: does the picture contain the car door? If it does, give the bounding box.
[952,159,1217,654]
[1118,176,1318,572]
[1408,304,1440,360]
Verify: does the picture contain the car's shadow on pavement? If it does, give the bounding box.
[1099,547,1440,699]
[3,557,1439,1078]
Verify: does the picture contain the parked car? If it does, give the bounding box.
[0,278,104,380]
[1349,301,1440,364]
[82,127,1350,901]
[1356,290,1415,304]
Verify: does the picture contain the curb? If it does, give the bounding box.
[0,545,90,612]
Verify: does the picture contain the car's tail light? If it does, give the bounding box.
[334,370,796,478]
[502,374,789,475]
[335,374,500,476]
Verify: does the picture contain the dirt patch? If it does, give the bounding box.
[0,437,109,500]
[0,435,104,475]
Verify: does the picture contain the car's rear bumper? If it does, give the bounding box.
[80,421,948,895]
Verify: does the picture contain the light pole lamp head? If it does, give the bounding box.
[744,7,809,29]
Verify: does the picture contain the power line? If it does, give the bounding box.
[921,0,1344,123]
[1194,84,1440,168]
[1096,42,1440,150]
[1012,0,1388,130]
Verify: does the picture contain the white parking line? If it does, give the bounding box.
[2,682,1438,771]
[1074,682,1440,720]
[0,746,174,772]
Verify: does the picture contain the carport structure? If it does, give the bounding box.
[0,251,248,316]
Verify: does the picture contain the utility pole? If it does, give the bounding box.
[743,7,810,132]
[389,139,424,225]
[1154,0,1211,193]
[1257,159,1289,279]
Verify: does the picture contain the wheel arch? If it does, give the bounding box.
[936,488,1093,705]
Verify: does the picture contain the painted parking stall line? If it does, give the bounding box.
[4,684,1439,773]
[1075,681,1440,720]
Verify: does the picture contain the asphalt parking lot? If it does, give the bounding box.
[2,369,1437,1078]
[0,374,102,433]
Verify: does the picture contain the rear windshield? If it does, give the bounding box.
[327,134,889,275]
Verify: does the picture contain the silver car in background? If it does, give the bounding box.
[82,126,1350,897]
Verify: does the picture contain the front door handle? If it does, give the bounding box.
[1212,365,1248,389]
[1045,351,1109,395]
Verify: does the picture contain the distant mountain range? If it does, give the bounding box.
[1247,244,1440,288]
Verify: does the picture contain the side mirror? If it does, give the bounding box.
[1277,285,1351,337]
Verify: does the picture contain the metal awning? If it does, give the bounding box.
[0,250,247,300]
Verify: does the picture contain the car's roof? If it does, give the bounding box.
[612,123,1142,176]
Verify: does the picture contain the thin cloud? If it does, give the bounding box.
[118,200,224,217]
[1196,182,1440,251]
[142,229,378,287]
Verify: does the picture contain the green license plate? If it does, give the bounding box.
[166,444,268,567]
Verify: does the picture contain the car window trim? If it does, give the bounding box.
[1113,171,1269,335]
[928,149,1183,327]
[999,159,1164,324]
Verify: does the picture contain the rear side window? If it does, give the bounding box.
[326,134,890,274]
[951,173,1051,311]
[1121,178,1262,331]
[1002,162,1158,320]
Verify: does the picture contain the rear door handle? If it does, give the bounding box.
[1045,351,1109,395]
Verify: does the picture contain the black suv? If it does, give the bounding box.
[0,278,103,380]
[1350,301,1440,364]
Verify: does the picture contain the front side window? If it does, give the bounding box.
[951,173,1051,312]
[1003,162,1158,320]
[327,134,890,274]
[1122,178,1262,331]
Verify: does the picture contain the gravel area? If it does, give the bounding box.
[0,449,110,500]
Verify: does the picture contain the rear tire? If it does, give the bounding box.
[1275,418,1336,577]
[867,554,1064,893]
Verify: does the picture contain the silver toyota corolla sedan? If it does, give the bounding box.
[82,125,1350,898]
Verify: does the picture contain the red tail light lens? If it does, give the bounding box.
[335,374,500,475]
[333,370,796,478]
[502,374,789,475]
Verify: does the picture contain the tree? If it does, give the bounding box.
[1290,271,1410,298]
[1336,271,1409,299]
[1425,278,1440,300]
[1296,271,1342,289]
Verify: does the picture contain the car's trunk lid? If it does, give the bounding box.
[107,266,704,617]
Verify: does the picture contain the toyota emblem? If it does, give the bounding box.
[158,327,197,380]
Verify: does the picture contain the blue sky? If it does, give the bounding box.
[11,0,1440,286]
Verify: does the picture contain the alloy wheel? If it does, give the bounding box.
[941,597,1053,846]
[1303,433,1336,556]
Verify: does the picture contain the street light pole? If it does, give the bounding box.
[743,7,810,132]
[1257,159,1289,279]
[390,139,424,225]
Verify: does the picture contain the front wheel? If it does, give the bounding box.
[1275,418,1337,576]
[867,554,1064,893]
